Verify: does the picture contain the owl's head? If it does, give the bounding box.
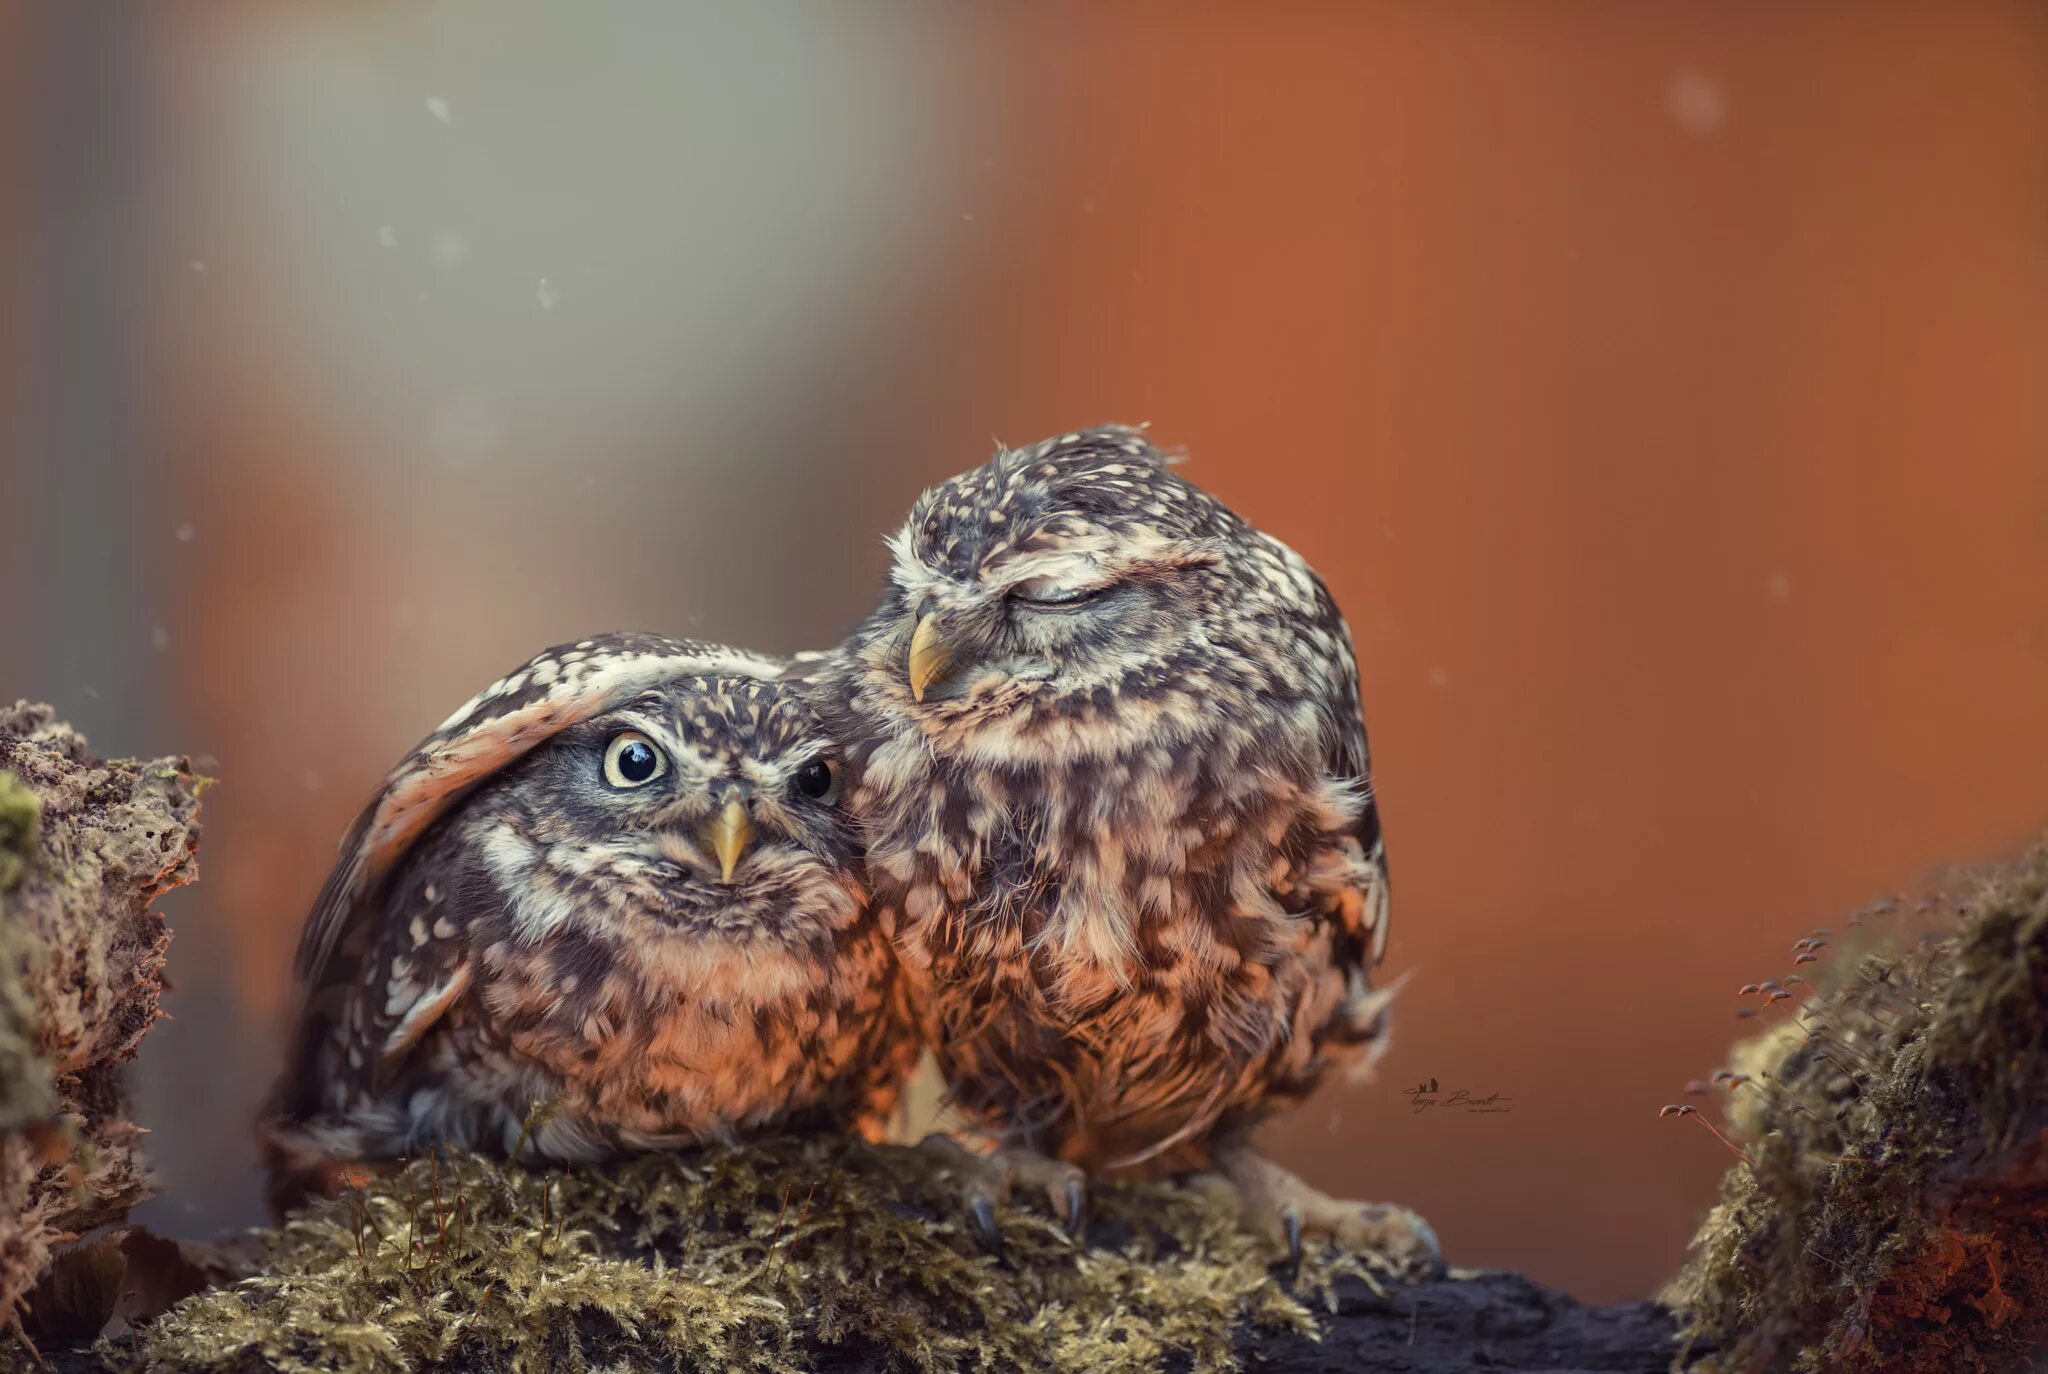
[462,674,862,944]
[850,427,1333,761]
[297,636,857,983]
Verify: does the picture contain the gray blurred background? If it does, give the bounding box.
[5,1,2046,1303]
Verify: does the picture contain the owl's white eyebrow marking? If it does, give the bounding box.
[981,548,1109,590]
[737,733,831,794]
[886,523,957,596]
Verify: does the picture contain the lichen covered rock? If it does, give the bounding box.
[0,703,204,1330]
[1667,842,2048,1372]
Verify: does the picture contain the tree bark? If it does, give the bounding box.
[1237,1269,1685,1372]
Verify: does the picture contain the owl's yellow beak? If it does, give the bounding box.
[908,615,954,702]
[700,798,754,884]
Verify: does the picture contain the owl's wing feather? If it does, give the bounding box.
[381,959,472,1066]
[1323,617,1390,966]
[1305,739,1390,968]
[1347,770,1392,966]
[296,632,786,985]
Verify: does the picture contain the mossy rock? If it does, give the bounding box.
[0,704,204,1331]
[0,771,39,895]
[1667,842,2048,1372]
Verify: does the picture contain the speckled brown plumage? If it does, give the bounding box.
[811,427,1397,1182]
[266,636,921,1213]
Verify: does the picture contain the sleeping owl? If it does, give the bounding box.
[264,633,921,1212]
[812,428,1437,1266]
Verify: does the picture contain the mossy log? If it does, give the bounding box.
[60,1139,1687,1373]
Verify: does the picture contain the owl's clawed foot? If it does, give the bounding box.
[1194,1149,1442,1276]
[916,1133,1088,1257]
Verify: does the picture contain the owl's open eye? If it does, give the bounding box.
[1009,576,1112,609]
[791,757,840,803]
[602,731,666,788]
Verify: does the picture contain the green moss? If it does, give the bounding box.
[0,773,53,1136]
[1666,842,2048,1373]
[0,772,38,895]
[113,1136,1378,1373]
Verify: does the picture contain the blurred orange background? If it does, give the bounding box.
[4,2,2045,1304]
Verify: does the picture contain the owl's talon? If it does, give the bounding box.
[1059,1175,1087,1235]
[967,1194,1003,1257]
[917,1133,1085,1252]
[1205,1148,1441,1276]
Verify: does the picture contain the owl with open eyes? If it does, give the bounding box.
[264,633,921,1213]
[810,427,1437,1266]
